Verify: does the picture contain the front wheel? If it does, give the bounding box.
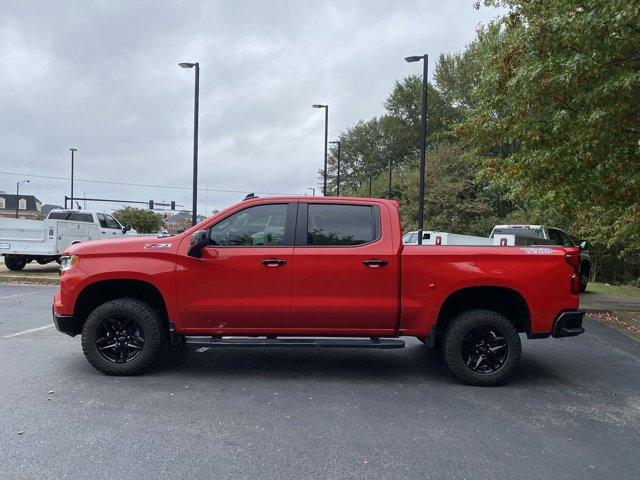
[81,298,164,375]
[443,309,521,386]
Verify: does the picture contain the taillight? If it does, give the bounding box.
[570,274,581,294]
[565,249,581,294]
[565,253,580,272]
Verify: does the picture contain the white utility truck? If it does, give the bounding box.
[402,230,516,246]
[0,210,132,271]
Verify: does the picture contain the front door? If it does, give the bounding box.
[176,202,296,334]
[291,202,399,335]
[97,213,124,237]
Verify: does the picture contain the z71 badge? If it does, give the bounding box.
[144,243,173,249]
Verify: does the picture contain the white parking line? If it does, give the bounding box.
[2,324,54,338]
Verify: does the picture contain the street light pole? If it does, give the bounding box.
[16,179,30,218]
[329,140,341,196]
[405,53,428,245]
[312,104,329,195]
[69,148,77,209]
[308,187,315,196]
[179,62,200,226]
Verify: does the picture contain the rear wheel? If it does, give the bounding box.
[443,309,521,386]
[81,298,164,375]
[4,255,27,271]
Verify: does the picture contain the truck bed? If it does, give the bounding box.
[400,244,579,336]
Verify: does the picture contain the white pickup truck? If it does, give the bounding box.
[0,210,132,271]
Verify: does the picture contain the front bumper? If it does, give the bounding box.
[52,308,82,337]
[552,310,585,338]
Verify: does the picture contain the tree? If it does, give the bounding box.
[322,76,463,197]
[395,142,522,235]
[460,0,640,256]
[112,207,165,234]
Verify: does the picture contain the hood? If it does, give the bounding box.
[65,234,181,256]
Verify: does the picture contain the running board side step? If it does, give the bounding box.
[184,337,405,349]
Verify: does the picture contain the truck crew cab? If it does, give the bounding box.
[53,196,584,386]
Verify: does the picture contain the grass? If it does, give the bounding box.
[587,282,640,298]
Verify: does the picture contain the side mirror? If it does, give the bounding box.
[579,240,589,251]
[122,224,130,234]
[188,230,209,258]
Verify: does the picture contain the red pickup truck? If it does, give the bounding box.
[53,196,584,386]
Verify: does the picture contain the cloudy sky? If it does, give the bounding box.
[0,0,501,215]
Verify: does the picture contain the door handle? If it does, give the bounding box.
[363,259,388,268]
[261,258,287,267]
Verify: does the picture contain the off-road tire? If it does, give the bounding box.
[443,309,521,386]
[4,255,27,271]
[81,298,164,375]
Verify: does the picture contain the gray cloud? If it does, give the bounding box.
[0,0,501,214]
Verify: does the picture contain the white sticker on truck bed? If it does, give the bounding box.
[522,247,553,254]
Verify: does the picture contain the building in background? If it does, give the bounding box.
[165,211,207,234]
[41,204,64,216]
[0,194,44,219]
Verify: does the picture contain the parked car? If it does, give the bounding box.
[490,225,591,292]
[0,209,130,271]
[52,196,584,386]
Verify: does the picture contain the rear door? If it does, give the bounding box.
[58,212,94,246]
[291,201,399,334]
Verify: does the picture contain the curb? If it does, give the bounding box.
[0,274,59,285]
[586,310,640,343]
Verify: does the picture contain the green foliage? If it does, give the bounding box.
[323,64,519,232]
[323,0,639,284]
[462,0,640,257]
[112,207,165,234]
[395,142,521,235]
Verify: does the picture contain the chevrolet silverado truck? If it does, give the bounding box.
[52,196,585,386]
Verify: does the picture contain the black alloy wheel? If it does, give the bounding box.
[460,325,508,374]
[95,315,145,364]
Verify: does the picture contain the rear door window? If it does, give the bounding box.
[549,228,574,247]
[49,211,91,222]
[70,212,93,223]
[306,204,378,246]
[49,211,93,223]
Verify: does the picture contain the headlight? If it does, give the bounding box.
[60,255,80,270]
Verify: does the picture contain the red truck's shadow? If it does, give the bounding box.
[146,342,558,386]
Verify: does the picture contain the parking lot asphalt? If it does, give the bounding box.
[1,283,639,480]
